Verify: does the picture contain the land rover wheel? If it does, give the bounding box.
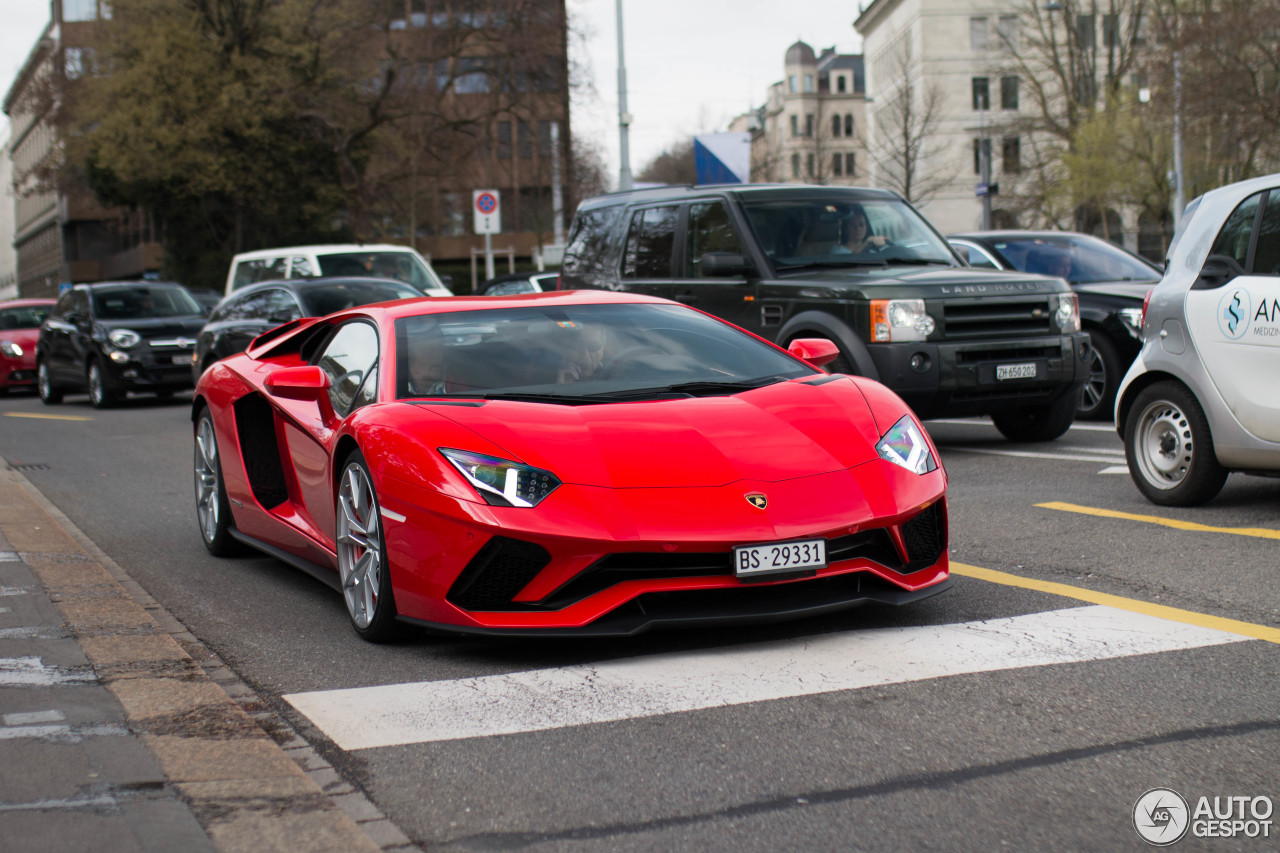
[991,392,1077,442]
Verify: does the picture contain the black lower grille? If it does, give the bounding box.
[448,537,551,611]
[902,502,946,570]
[956,345,1061,364]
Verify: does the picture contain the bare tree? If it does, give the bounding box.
[867,41,951,205]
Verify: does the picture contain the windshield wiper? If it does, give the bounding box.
[596,376,790,399]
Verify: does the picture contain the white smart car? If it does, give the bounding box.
[1116,173,1280,505]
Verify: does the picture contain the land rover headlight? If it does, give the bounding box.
[870,299,934,342]
[876,415,937,475]
[0,340,21,358]
[440,448,561,507]
[109,329,141,349]
[1054,294,1080,333]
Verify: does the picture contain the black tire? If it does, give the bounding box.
[335,451,401,642]
[1077,330,1123,421]
[37,360,63,405]
[193,408,243,556]
[87,359,121,409]
[991,392,1077,442]
[1124,381,1228,506]
[0,387,7,398]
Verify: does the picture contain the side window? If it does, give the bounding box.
[1251,192,1280,275]
[1210,191,1262,269]
[685,202,745,278]
[289,257,314,278]
[621,206,678,279]
[264,289,303,321]
[52,292,75,318]
[562,206,623,279]
[235,257,289,289]
[237,291,274,321]
[71,291,91,319]
[314,322,380,415]
[211,294,247,323]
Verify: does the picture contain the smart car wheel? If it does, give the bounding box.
[87,359,121,408]
[1124,381,1228,506]
[37,361,62,404]
[991,391,1077,442]
[193,409,242,556]
[336,451,400,642]
[1078,331,1121,421]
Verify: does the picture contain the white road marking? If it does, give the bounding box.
[284,606,1250,751]
[0,587,31,596]
[943,446,1125,464]
[0,724,127,742]
[927,418,1118,433]
[0,657,95,687]
[3,710,66,725]
[1099,466,1130,475]
[0,552,20,562]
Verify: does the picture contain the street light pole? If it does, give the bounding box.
[1172,51,1186,227]
[615,0,634,192]
[979,94,992,230]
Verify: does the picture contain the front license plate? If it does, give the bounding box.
[172,354,193,365]
[996,362,1038,380]
[734,539,827,578]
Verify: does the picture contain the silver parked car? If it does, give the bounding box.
[1116,172,1280,506]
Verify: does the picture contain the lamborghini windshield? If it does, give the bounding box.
[394,302,818,402]
[741,195,958,271]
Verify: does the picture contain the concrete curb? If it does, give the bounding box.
[0,458,419,852]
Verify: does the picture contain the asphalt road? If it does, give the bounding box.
[2,387,1278,852]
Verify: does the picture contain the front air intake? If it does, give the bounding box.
[900,502,947,571]
[447,537,551,611]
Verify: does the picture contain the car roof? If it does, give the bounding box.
[223,276,417,295]
[577,183,902,211]
[948,230,1114,242]
[76,281,188,290]
[231,244,420,261]
[0,298,57,307]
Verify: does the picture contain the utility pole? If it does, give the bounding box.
[615,0,633,191]
[979,93,992,231]
[1172,52,1186,227]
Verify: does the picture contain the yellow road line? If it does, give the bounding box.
[3,412,93,422]
[1037,501,1280,541]
[951,562,1280,645]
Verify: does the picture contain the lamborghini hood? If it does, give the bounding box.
[421,376,887,489]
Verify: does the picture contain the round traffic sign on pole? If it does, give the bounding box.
[475,192,498,214]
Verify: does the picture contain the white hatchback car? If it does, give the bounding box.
[1116,173,1280,505]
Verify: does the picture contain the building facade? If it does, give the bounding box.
[732,42,869,187]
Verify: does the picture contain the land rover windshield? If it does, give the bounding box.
[741,196,958,272]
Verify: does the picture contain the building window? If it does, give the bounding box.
[998,15,1018,49]
[1003,137,1021,174]
[1103,13,1120,47]
[537,121,554,158]
[518,121,533,159]
[804,74,814,92]
[64,47,87,79]
[806,153,815,178]
[791,154,801,178]
[805,114,814,137]
[1001,76,1019,110]
[837,75,847,93]
[63,0,100,21]
[789,75,798,93]
[846,152,855,177]
[790,114,799,137]
[832,153,843,176]
[455,57,490,94]
[832,115,842,137]
[1076,14,1096,50]
[496,121,512,159]
[844,114,853,137]
[972,77,990,111]
[970,17,989,50]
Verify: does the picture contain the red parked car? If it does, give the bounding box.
[192,291,950,640]
[0,298,57,395]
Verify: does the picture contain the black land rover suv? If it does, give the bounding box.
[560,184,1091,441]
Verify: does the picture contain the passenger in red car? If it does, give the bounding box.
[406,333,447,395]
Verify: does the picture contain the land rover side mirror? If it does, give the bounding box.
[1193,254,1245,290]
[788,338,841,368]
[699,252,753,278]
[951,244,972,264]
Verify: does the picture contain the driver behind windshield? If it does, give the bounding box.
[835,205,889,255]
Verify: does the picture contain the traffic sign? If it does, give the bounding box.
[975,182,1000,197]
[473,190,501,235]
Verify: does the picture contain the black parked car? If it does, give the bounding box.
[475,271,558,296]
[560,184,1090,442]
[37,282,206,408]
[192,276,422,381]
[946,231,1160,420]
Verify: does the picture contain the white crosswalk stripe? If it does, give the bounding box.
[284,606,1250,751]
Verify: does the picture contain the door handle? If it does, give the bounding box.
[674,293,698,305]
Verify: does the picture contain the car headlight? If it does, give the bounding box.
[109,329,141,349]
[870,299,935,342]
[440,448,561,507]
[1117,307,1143,340]
[0,340,21,358]
[1055,293,1080,333]
[876,415,937,475]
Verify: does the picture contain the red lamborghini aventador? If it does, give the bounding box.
[192,291,950,640]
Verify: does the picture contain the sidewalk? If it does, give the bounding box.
[0,459,415,853]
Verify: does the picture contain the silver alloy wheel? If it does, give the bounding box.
[1081,347,1106,412]
[194,417,220,544]
[337,462,382,630]
[1132,397,1193,490]
[88,362,105,406]
[38,362,52,397]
